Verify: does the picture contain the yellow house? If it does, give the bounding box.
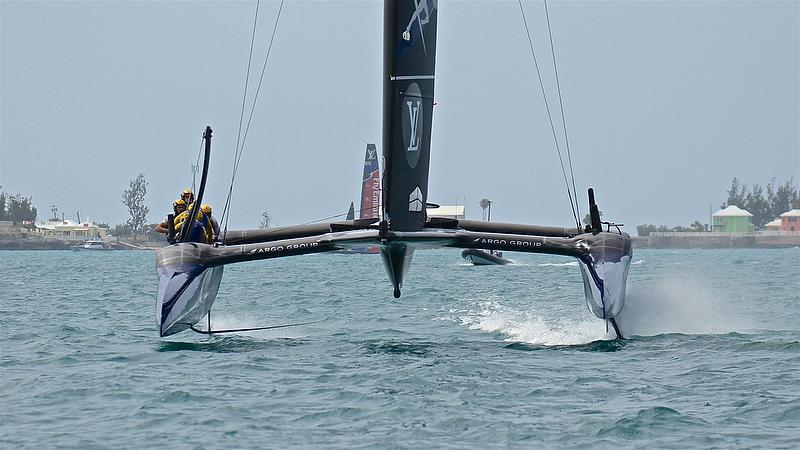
[36,219,109,241]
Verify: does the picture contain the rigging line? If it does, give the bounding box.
[221,0,261,238]
[191,136,204,194]
[223,0,285,239]
[518,0,580,229]
[294,206,377,227]
[236,0,285,167]
[544,0,581,226]
[248,206,379,236]
[187,318,325,335]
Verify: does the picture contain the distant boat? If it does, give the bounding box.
[70,239,110,251]
[462,200,512,265]
[461,248,511,265]
[349,143,380,254]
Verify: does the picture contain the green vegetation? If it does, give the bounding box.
[722,177,798,229]
[637,222,706,237]
[0,187,37,227]
[259,210,272,229]
[121,174,149,241]
[637,178,798,235]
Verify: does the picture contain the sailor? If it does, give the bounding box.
[200,204,220,242]
[180,189,195,207]
[174,202,208,243]
[155,199,187,237]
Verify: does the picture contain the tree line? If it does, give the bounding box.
[721,177,798,229]
[0,187,37,226]
[638,177,798,236]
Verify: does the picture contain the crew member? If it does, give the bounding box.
[155,199,186,236]
[200,204,220,242]
[180,189,195,206]
[174,203,208,243]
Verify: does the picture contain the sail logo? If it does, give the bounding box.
[409,186,424,212]
[407,101,421,152]
[402,0,435,56]
[402,83,423,168]
[403,0,430,42]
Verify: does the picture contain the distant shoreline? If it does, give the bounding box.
[633,233,800,249]
[0,238,161,251]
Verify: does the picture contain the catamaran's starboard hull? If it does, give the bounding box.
[461,248,512,265]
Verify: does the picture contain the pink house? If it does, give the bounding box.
[779,209,800,232]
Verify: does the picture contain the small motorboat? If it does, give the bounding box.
[70,239,110,251]
[461,248,512,265]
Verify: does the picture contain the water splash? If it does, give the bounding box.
[615,277,759,338]
[455,300,614,346]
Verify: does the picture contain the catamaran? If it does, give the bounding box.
[155,0,632,339]
[343,143,381,254]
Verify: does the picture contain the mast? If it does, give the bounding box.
[381,0,438,231]
[179,126,212,243]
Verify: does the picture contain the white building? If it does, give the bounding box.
[427,205,465,220]
[36,219,109,241]
[764,218,783,231]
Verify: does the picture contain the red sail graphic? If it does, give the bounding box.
[360,143,381,220]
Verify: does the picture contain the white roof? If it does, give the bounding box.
[765,218,783,228]
[36,219,100,230]
[712,205,752,217]
[779,209,800,218]
[427,205,465,217]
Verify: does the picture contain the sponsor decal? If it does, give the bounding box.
[472,237,542,248]
[249,242,319,254]
[402,83,423,168]
[409,186,424,212]
[403,0,433,55]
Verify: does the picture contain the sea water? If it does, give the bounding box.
[1,248,798,448]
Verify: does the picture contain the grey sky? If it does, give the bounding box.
[2,0,798,233]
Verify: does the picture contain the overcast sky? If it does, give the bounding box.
[2,0,798,233]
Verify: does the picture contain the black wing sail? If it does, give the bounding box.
[382,0,438,231]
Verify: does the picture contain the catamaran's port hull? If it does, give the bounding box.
[155,221,632,337]
[156,263,223,337]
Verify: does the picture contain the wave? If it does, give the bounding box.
[597,406,709,437]
[537,261,579,267]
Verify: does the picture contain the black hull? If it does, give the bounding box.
[461,248,512,265]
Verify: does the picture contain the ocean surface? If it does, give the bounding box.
[1,247,798,448]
